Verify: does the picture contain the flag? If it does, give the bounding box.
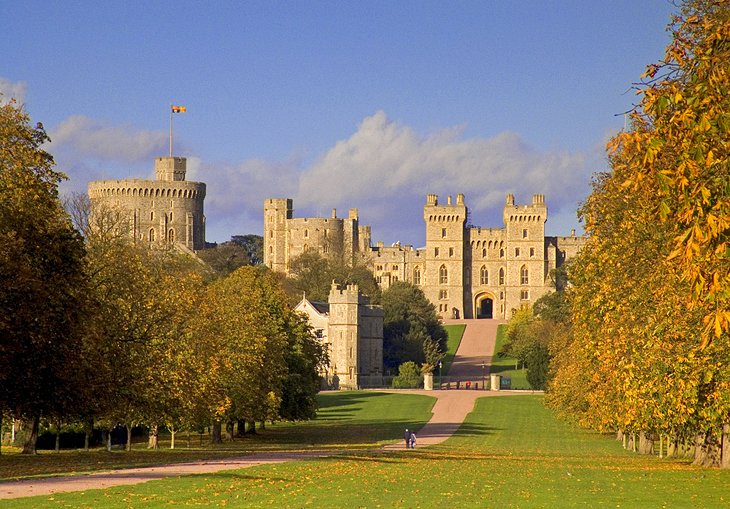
[171,105,186,113]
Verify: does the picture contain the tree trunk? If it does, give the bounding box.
[259,420,266,431]
[721,424,730,469]
[148,424,159,449]
[668,438,678,458]
[246,419,257,435]
[55,421,61,453]
[236,419,246,437]
[225,419,234,441]
[21,415,39,455]
[84,416,93,451]
[170,428,176,450]
[0,412,3,456]
[211,421,223,444]
[616,429,624,442]
[693,430,721,467]
[638,431,654,455]
[126,425,133,452]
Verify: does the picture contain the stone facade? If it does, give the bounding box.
[295,283,384,389]
[88,157,206,250]
[266,193,586,320]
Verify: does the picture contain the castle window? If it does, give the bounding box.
[149,228,156,242]
[324,229,328,238]
[449,247,454,257]
[269,246,273,254]
[520,265,529,285]
[500,248,505,258]
[442,228,447,238]
[522,228,528,239]
[434,247,440,257]
[304,229,309,238]
[482,248,487,258]
[530,247,535,257]
[499,267,505,285]
[439,289,448,300]
[377,265,383,271]
[500,291,504,300]
[515,247,520,257]
[413,266,421,285]
[480,266,488,285]
[270,231,274,238]
[323,245,329,254]
[168,229,175,242]
[439,265,448,284]
[521,290,529,300]
[150,211,154,221]
[392,264,398,271]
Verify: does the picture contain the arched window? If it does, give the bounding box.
[499,248,505,258]
[150,211,154,221]
[521,265,529,285]
[149,228,156,242]
[413,266,421,286]
[482,248,487,258]
[499,267,505,285]
[439,265,448,285]
[480,266,488,285]
[168,229,175,242]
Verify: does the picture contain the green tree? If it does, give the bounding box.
[381,281,447,371]
[230,234,263,265]
[391,361,422,389]
[0,101,89,454]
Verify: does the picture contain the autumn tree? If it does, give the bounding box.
[0,101,89,454]
[548,0,730,467]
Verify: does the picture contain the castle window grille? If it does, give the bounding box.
[520,266,529,285]
[480,266,488,285]
[520,290,529,300]
[439,265,448,284]
[499,268,505,285]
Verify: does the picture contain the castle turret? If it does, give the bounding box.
[263,198,293,272]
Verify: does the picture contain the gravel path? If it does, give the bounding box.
[0,320,528,500]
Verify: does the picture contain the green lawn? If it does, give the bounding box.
[0,392,435,481]
[4,394,729,508]
[441,323,466,375]
[488,323,529,389]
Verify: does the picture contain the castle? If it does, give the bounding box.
[295,282,384,389]
[265,193,584,320]
[87,157,206,250]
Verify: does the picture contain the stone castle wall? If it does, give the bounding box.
[88,157,206,250]
[265,193,586,320]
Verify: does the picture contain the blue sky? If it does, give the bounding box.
[2,1,677,245]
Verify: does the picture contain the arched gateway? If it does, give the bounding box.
[474,292,495,319]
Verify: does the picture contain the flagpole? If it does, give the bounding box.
[169,104,173,157]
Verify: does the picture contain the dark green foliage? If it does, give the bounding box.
[381,282,447,370]
[525,343,550,390]
[391,361,422,388]
[230,234,263,265]
[197,235,263,279]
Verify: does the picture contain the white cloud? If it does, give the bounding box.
[49,115,168,162]
[0,77,27,104]
[51,110,592,244]
[296,111,591,243]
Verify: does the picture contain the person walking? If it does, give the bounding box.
[410,430,417,449]
[404,429,411,448]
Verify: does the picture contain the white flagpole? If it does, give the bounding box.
[169,104,173,157]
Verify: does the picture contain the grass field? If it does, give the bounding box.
[441,323,466,375]
[3,393,729,508]
[488,324,529,389]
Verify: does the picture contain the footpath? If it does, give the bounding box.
[0,319,526,500]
